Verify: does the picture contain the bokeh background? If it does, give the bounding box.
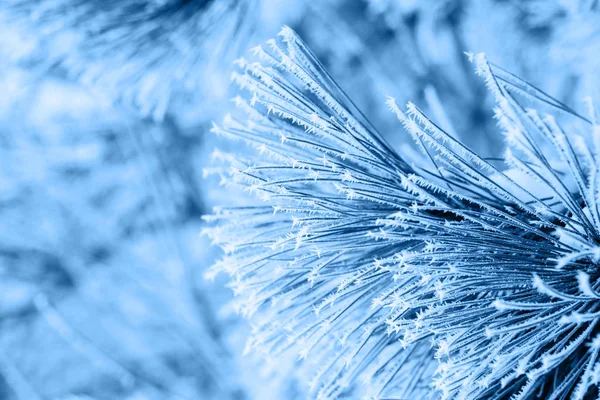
[0,0,598,398]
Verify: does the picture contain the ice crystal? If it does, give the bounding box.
[205,28,600,399]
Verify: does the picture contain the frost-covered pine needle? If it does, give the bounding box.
[204,27,600,399]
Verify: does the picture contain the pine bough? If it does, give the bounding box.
[204,27,600,400]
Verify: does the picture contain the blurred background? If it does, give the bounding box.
[0,0,598,398]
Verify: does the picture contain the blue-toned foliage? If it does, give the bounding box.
[2,0,600,399]
[205,27,600,399]
[0,75,246,400]
[0,0,255,121]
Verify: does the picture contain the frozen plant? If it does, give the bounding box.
[204,27,600,399]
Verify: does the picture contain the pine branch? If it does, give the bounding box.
[205,27,600,400]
